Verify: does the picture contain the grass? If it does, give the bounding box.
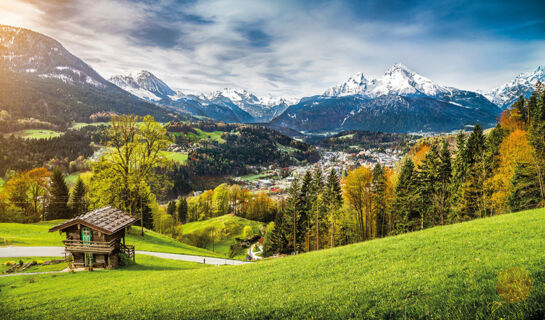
[173,128,226,143]
[0,177,4,192]
[0,220,222,258]
[0,257,68,274]
[238,172,272,182]
[65,172,83,187]
[71,122,110,129]
[183,214,262,258]
[4,129,63,139]
[161,151,189,164]
[1,209,545,319]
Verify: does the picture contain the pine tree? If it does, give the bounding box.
[513,95,528,124]
[284,177,302,253]
[70,177,87,217]
[311,168,324,250]
[298,170,314,251]
[323,169,343,247]
[528,91,545,206]
[392,158,418,233]
[508,162,542,211]
[177,197,188,223]
[46,167,70,220]
[167,200,177,217]
[437,140,452,225]
[372,164,388,237]
[415,144,441,229]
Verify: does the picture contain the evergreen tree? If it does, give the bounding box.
[167,200,177,217]
[508,162,542,211]
[177,197,188,223]
[70,177,87,217]
[415,145,440,229]
[311,168,324,250]
[267,209,291,255]
[437,140,452,225]
[323,169,343,247]
[372,163,388,237]
[46,167,70,220]
[528,91,545,206]
[513,95,528,124]
[484,124,506,176]
[298,170,314,251]
[392,158,418,233]
[284,177,303,253]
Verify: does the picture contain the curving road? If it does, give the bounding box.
[0,246,249,266]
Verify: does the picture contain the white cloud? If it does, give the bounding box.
[2,0,544,98]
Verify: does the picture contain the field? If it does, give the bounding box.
[162,151,188,164]
[173,128,226,143]
[0,220,222,258]
[238,172,272,182]
[3,129,63,139]
[2,208,544,319]
[71,122,110,130]
[183,214,263,257]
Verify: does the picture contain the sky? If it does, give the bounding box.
[2,0,545,98]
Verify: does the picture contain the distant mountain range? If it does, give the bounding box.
[483,66,545,109]
[109,71,295,123]
[271,64,501,133]
[1,25,543,133]
[0,25,174,124]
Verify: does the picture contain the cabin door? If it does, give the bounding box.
[81,227,94,267]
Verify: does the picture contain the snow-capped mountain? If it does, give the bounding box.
[0,25,173,123]
[109,72,294,122]
[484,66,545,109]
[110,71,175,102]
[0,25,109,88]
[324,63,451,98]
[271,64,500,133]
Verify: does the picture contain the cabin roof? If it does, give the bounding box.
[49,206,138,235]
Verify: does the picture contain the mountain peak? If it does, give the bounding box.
[325,63,449,98]
[485,65,545,108]
[109,70,175,101]
[385,63,412,74]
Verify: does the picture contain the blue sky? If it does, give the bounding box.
[2,0,545,97]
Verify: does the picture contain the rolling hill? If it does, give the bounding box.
[1,208,544,319]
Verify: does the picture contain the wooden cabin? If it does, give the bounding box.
[49,206,137,268]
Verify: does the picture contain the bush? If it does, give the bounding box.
[119,252,134,266]
[229,243,245,258]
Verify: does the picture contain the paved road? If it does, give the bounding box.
[0,247,249,266]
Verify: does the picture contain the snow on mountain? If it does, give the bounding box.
[324,63,451,98]
[484,66,545,108]
[0,25,108,88]
[109,71,175,101]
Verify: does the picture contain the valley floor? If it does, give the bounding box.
[1,209,544,319]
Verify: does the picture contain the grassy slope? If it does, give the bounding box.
[0,220,222,258]
[161,151,188,164]
[3,129,63,139]
[2,209,544,319]
[183,214,262,257]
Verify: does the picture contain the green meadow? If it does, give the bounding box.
[1,208,544,319]
[183,214,263,257]
[3,129,63,139]
[0,220,222,258]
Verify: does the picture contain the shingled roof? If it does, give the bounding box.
[49,206,138,235]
